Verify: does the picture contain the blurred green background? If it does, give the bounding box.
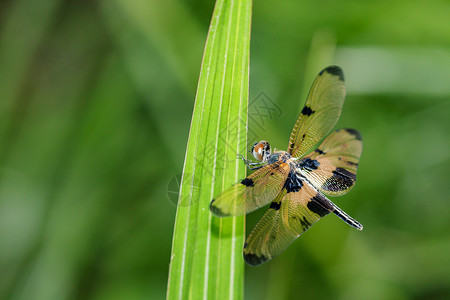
[0,0,449,299]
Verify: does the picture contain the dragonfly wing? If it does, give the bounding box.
[299,128,362,196]
[243,181,332,266]
[287,66,346,158]
[210,161,290,217]
[243,178,363,266]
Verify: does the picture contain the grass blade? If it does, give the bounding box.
[166,0,252,299]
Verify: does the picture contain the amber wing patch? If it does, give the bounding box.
[299,128,362,196]
[243,182,334,266]
[210,161,290,216]
[287,66,346,158]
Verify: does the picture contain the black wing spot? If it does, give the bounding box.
[322,167,356,192]
[334,167,356,180]
[299,157,320,171]
[344,128,362,140]
[283,170,303,193]
[302,134,306,141]
[315,148,325,155]
[269,201,281,210]
[320,65,345,82]
[299,216,312,230]
[346,161,359,167]
[301,106,315,116]
[244,252,269,266]
[307,195,332,217]
[210,199,229,216]
[241,178,254,187]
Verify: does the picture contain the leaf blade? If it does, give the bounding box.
[167,0,252,299]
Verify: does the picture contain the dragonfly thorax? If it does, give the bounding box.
[266,151,291,164]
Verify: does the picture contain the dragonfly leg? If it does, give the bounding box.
[237,155,265,170]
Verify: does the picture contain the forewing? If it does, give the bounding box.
[287,66,346,158]
[243,182,333,266]
[210,161,290,217]
[299,128,362,196]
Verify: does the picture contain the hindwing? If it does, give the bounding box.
[298,128,362,196]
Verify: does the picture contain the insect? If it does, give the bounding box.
[210,65,363,266]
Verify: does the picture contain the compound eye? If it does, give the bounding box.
[251,141,271,162]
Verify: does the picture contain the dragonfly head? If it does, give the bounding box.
[251,140,271,163]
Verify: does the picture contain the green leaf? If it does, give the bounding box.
[166,0,252,299]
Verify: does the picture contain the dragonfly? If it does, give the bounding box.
[210,66,363,266]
